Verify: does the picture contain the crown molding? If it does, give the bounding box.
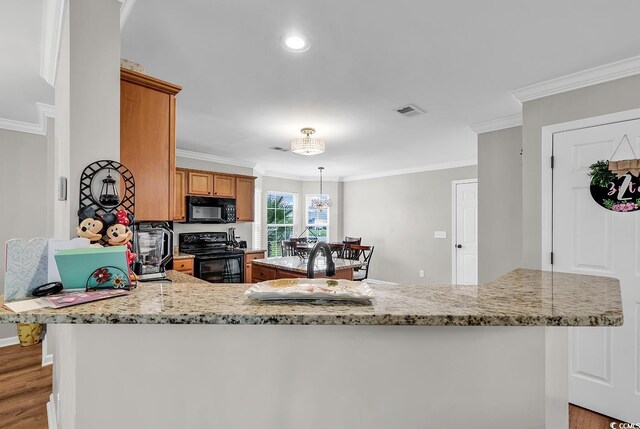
[470,113,522,134]
[176,149,257,169]
[341,159,477,182]
[120,0,137,32]
[510,55,640,103]
[0,103,55,135]
[175,149,475,183]
[40,0,65,86]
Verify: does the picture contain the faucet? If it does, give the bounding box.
[307,242,336,278]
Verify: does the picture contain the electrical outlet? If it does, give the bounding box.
[434,231,446,239]
[419,270,425,278]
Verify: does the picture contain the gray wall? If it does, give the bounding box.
[342,166,477,285]
[0,128,51,339]
[174,157,255,248]
[522,74,640,268]
[478,126,522,283]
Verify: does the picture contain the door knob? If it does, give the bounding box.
[456,244,462,249]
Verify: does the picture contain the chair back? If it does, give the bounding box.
[351,245,374,281]
[341,237,362,259]
[281,240,298,257]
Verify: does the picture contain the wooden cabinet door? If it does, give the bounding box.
[120,69,181,222]
[244,263,252,283]
[173,169,187,221]
[235,177,255,221]
[121,82,173,221]
[213,174,236,198]
[188,171,213,196]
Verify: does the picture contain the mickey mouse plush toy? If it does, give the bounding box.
[105,210,134,247]
[76,207,105,243]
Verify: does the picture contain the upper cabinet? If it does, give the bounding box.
[174,169,187,221]
[213,174,236,198]
[120,69,182,221]
[187,171,213,196]
[235,176,256,222]
[173,168,256,222]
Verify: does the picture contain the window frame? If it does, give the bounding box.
[266,191,297,256]
[304,193,330,242]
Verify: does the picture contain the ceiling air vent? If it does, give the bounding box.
[269,146,290,152]
[394,104,426,117]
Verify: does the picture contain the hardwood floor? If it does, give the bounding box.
[0,343,51,429]
[570,404,625,429]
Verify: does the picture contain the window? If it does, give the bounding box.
[305,194,329,242]
[253,185,262,250]
[266,192,296,257]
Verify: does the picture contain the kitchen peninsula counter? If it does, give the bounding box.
[0,269,622,327]
[10,268,622,429]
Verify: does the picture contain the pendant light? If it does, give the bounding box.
[291,128,325,156]
[311,167,332,212]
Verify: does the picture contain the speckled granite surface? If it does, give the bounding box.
[253,256,364,274]
[0,269,622,326]
[242,249,266,254]
[173,251,195,260]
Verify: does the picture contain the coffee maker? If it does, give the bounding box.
[133,222,173,281]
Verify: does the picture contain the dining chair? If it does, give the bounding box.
[341,236,362,260]
[281,240,298,257]
[351,245,374,281]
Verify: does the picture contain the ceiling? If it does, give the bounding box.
[0,0,53,124]
[5,1,640,180]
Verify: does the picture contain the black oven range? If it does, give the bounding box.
[178,232,244,283]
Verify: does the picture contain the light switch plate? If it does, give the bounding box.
[434,231,447,239]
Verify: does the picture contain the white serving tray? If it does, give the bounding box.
[245,278,375,302]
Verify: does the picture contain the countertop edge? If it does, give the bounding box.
[0,313,623,327]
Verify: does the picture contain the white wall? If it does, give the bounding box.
[55,0,121,238]
[477,126,522,283]
[0,127,52,339]
[343,166,477,285]
[522,74,640,268]
[174,157,255,248]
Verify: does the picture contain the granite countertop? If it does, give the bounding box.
[0,269,623,326]
[252,256,364,273]
[242,249,266,254]
[173,251,195,260]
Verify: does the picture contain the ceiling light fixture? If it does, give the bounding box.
[311,167,332,212]
[281,34,310,53]
[291,128,325,156]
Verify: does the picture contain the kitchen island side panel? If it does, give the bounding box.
[54,324,555,429]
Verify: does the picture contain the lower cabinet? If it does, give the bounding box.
[173,258,194,276]
[244,251,266,283]
[250,264,354,282]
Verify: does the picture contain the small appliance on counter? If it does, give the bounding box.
[228,227,239,248]
[133,222,173,282]
[179,232,244,283]
[186,196,236,223]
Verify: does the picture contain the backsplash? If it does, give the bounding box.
[173,222,253,249]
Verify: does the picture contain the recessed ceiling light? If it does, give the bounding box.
[281,34,310,53]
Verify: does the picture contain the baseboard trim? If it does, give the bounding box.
[0,336,19,348]
[47,394,58,429]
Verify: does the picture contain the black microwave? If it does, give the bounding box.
[186,196,236,223]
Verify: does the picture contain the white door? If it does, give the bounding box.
[453,180,478,285]
[554,120,640,422]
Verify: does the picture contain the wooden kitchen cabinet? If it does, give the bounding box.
[236,176,255,221]
[120,69,181,221]
[244,251,265,283]
[251,264,276,282]
[173,258,194,276]
[188,171,213,196]
[213,174,236,198]
[173,169,187,221]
